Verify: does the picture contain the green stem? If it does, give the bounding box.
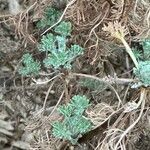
[121,37,139,68]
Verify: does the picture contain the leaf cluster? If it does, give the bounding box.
[38,21,84,69]
[132,39,150,61]
[133,39,150,87]
[79,78,107,92]
[19,53,41,76]
[133,61,150,87]
[141,39,150,60]
[19,7,84,76]
[52,95,92,144]
[37,7,61,29]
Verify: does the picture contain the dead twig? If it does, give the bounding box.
[72,73,137,107]
[114,88,147,150]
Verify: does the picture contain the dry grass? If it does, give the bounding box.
[25,0,150,149]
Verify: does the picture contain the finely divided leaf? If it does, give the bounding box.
[19,53,41,76]
[54,21,72,37]
[52,95,92,144]
[38,33,56,52]
[134,61,150,86]
[37,7,61,29]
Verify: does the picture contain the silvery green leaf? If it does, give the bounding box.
[19,53,41,76]
[52,95,92,144]
[38,33,56,52]
[37,7,61,29]
[134,61,150,86]
[54,21,72,36]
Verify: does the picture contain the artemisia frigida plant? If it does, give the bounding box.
[19,7,92,145]
[103,21,149,149]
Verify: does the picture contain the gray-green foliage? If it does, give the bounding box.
[37,7,61,29]
[38,33,56,52]
[141,39,150,60]
[132,48,143,61]
[133,39,150,61]
[79,78,107,92]
[52,95,92,144]
[132,39,150,87]
[54,21,72,36]
[19,7,84,76]
[134,61,150,87]
[38,21,84,69]
[19,53,41,76]
[43,44,83,69]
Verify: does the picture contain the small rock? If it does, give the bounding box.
[0,119,14,131]
[12,141,30,150]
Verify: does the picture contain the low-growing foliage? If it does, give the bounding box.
[52,95,92,144]
[79,78,107,92]
[102,22,150,87]
[132,48,143,61]
[133,39,150,61]
[141,39,150,60]
[39,34,83,69]
[38,33,56,52]
[37,7,61,29]
[132,39,150,87]
[133,61,150,87]
[19,7,84,75]
[54,21,72,37]
[38,24,84,69]
[19,53,41,76]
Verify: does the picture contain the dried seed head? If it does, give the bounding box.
[102,21,128,40]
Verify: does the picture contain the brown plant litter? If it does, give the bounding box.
[0,0,150,150]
